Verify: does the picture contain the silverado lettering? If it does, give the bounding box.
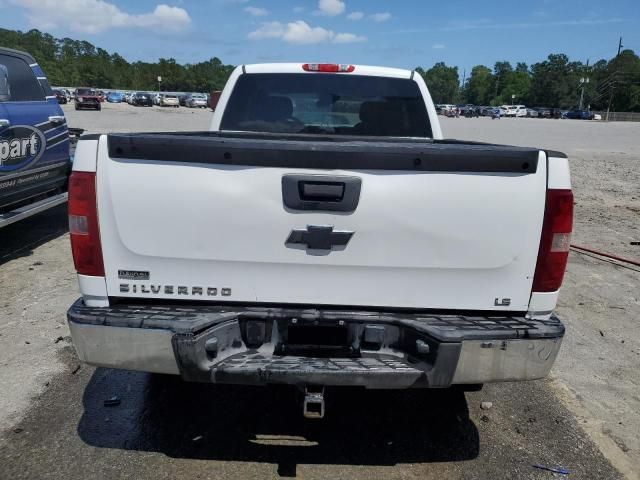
[119,284,231,296]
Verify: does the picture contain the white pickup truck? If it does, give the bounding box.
[67,63,572,418]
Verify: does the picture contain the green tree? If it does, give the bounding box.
[417,62,460,104]
[600,50,640,112]
[465,65,493,105]
[0,27,235,93]
[491,61,513,104]
[501,62,531,105]
[529,54,581,107]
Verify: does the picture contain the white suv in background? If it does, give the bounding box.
[513,105,527,117]
[502,105,527,117]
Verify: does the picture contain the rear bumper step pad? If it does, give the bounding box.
[214,354,425,388]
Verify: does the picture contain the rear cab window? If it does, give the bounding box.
[220,73,432,138]
[0,53,46,102]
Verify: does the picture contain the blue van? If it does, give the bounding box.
[0,47,71,228]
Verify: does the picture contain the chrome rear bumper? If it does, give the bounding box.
[68,299,563,387]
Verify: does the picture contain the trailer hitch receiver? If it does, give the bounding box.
[303,386,325,419]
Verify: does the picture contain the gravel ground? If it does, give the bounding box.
[0,104,638,479]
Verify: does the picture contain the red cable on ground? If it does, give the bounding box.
[570,244,640,267]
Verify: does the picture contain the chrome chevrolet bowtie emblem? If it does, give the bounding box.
[286,225,354,251]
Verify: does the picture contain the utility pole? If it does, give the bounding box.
[579,59,589,110]
[617,37,623,56]
[606,74,616,121]
[607,38,623,121]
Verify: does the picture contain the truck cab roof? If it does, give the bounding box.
[0,47,37,64]
[243,63,414,79]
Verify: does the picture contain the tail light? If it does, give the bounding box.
[302,63,355,73]
[532,189,573,292]
[68,171,104,277]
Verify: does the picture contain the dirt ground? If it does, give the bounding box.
[0,104,638,479]
[442,116,640,479]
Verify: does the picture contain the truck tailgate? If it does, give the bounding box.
[96,134,546,311]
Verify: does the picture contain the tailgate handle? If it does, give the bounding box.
[300,182,344,201]
[282,175,361,213]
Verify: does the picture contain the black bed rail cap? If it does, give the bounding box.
[107,132,540,174]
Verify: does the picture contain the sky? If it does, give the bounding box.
[0,0,638,75]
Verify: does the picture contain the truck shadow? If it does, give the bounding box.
[77,369,479,476]
[0,204,68,266]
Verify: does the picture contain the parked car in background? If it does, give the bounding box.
[209,90,222,110]
[502,105,527,117]
[526,108,539,118]
[185,93,208,108]
[0,47,71,228]
[153,93,162,105]
[500,105,513,116]
[534,107,552,118]
[437,104,455,115]
[565,109,595,120]
[461,105,480,117]
[160,94,179,107]
[132,92,153,106]
[549,108,563,119]
[178,94,188,106]
[106,91,124,103]
[52,89,67,104]
[74,87,101,110]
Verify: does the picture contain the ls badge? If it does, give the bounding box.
[494,297,511,307]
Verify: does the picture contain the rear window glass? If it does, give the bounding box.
[76,88,95,95]
[220,73,432,137]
